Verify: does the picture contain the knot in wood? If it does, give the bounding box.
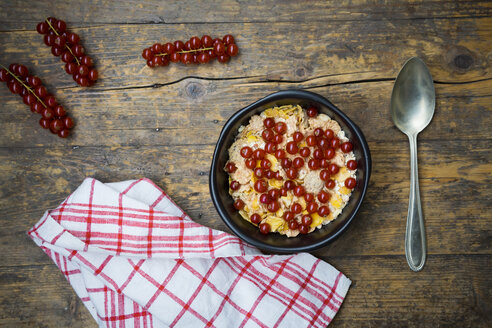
[296,67,306,77]
[453,54,473,69]
[185,82,205,99]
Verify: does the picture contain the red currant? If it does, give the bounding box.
[223,34,235,45]
[286,141,299,155]
[308,159,320,170]
[288,220,299,230]
[263,118,274,128]
[306,107,318,117]
[325,179,336,189]
[245,158,256,169]
[260,159,271,169]
[306,202,318,214]
[330,138,340,149]
[317,191,331,203]
[254,168,264,178]
[324,129,334,140]
[274,122,287,134]
[320,169,331,181]
[259,193,272,204]
[301,215,313,226]
[250,213,261,224]
[347,160,357,170]
[253,149,266,160]
[324,148,335,160]
[281,158,292,169]
[306,135,317,146]
[292,157,304,168]
[225,162,237,173]
[254,179,268,193]
[265,142,276,154]
[345,177,356,189]
[328,163,339,175]
[259,223,271,234]
[273,134,283,144]
[299,224,311,235]
[313,148,324,159]
[267,201,280,212]
[293,185,305,197]
[286,168,298,180]
[293,132,304,143]
[304,193,314,203]
[234,199,245,210]
[284,180,295,190]
[314,128,323,137]
[268,189,280,201]
[341,142,354,153]
[284,211,295,222]
[262,129,275,142]
[291,203,302,214]
[227,44,239,57]
[299,147,310,158]
[230,180,240,190]
[318,206,330,217]
[275,149,286,159]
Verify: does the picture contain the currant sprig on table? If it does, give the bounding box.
[37,17,98,87]
[0,63,74,138]
[142,34,239,67]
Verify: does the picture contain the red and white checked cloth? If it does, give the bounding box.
[28,178,350,328]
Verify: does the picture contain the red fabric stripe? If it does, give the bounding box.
[143,259,184,309]
[223,257,314,322]
[204,258,267,328]
[84,179,96,250]
[308,271,343,327]
[272,259,320,328]
[170,260,220,326]
[50,230,65,244]
[95,256,113,275]
[178,214,184,257]
[119,259,145,294]
[147,208,153,258]
[288,261,344,302]
[116,193,124,255]
[118,292,125,328]
[238,258,290,328]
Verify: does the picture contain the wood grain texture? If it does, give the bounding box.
[0,0,491,327]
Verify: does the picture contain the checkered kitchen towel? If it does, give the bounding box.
[28,178,350,328]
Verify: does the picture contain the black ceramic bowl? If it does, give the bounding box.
[210,90,371,253]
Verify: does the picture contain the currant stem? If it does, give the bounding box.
[45,19,80,65]
[155,47,214,56]
[0,64,48,107]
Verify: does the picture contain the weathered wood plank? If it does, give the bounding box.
[0,80,490,148]
[0,0,491,30]
[0,139,489,268]
[0,18,490,91]
[0,255,490,327]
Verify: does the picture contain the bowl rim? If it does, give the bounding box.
[210,89,371,252]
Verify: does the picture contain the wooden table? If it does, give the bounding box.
[0,1,490,327]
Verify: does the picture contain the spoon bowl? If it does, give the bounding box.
[391,57,435,272]
[391,58,435,136]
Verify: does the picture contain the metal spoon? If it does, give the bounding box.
[390,57,435,272]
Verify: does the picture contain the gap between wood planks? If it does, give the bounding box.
[1,14,491,33]
[52,75,492,93]
[0,253,490,269]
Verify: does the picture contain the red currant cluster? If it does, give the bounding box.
[225,107,357,235]
[0,64,74,137]
[142,34,239,67]
[37,17,98,86]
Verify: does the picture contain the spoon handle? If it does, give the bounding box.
[405,134,426,271]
